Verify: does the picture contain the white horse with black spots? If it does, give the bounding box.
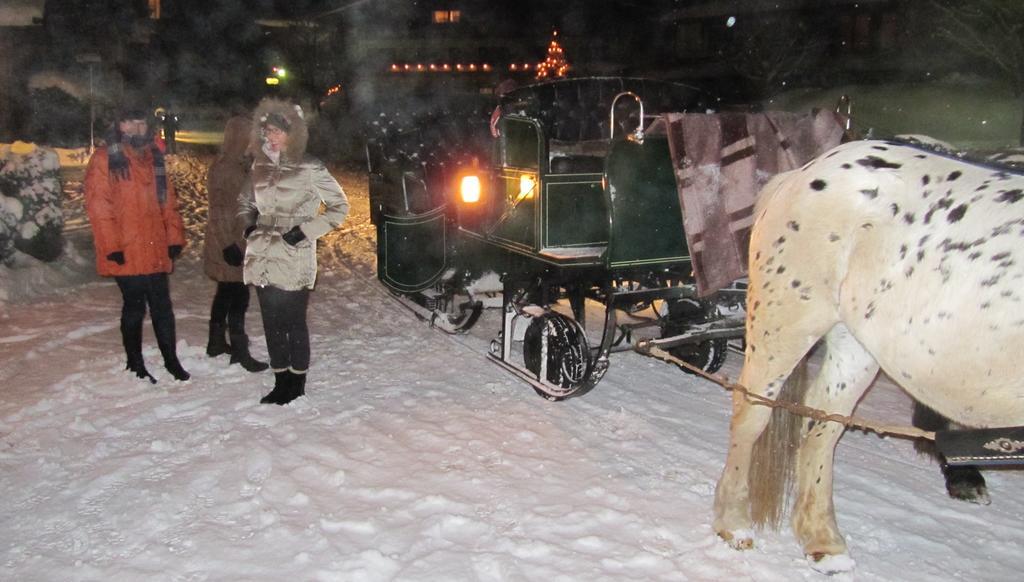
[713,139,1024,573]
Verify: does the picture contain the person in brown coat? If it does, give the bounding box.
[85,106,190,383]
[202,115,268,372]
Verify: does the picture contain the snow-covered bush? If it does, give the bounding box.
[165,153,212,249]
[0,143,64,265]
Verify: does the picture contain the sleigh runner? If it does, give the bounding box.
[367,77,847,398]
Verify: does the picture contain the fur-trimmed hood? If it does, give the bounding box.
[248,98,308,163]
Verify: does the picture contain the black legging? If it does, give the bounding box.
[256,285,311,372]
[210,281,251,335]
[115,273,177,361]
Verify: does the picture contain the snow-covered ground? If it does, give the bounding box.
[1,161,1022,581]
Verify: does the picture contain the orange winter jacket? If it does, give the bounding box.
[84,146,186,277]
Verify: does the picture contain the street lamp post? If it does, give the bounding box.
[76,53,102,153]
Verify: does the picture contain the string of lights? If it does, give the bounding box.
[386,30,570,78]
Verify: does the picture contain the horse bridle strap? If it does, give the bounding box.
[636,343,937,442]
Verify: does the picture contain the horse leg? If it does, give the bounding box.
[791,323,879,572]
[713,384,776,548]
[713,318,830,549]
[715,170,841,550]
[911,403,990,504]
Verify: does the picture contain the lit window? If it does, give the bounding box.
[149,0,161,19]
[433,10,461,24]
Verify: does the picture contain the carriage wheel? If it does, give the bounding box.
[443,285,484,332]
[523,312,590,400]
[663,298,728,375]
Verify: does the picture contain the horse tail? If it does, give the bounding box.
[749,353,812,530]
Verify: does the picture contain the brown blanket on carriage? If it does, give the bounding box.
[648,110,846,296]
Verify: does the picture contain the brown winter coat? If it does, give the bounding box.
[85,145,186,277]
[203,115,252,282]
[238,99,349,290]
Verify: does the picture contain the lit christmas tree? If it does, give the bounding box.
[535,30,570,79]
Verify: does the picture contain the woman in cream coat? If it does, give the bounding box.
[238,98,349,405]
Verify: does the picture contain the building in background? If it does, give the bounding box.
[0,1,46,141]
[657,0,932,99]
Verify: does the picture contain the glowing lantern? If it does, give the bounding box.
[519,174,537,200]
[460,176,481,203]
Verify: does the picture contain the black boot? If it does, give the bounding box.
[156,335,191,382]
[260,371,294,405]
[122,318,156,384]
[154,312,190,381]
[206,322,231,357]
[164,357,191,381]
[126,354,157,384]
[291,370,307,399]
[229,333,269,373]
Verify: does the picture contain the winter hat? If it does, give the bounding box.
[108,99,154,142]
[116,107,150,122]
[261,112,291,132]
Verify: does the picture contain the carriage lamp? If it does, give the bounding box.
[519,174,537,200]
[460,175,481,203]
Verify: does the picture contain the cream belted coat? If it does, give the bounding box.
[238,100,349,291]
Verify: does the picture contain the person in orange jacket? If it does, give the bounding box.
[84,106,190,383]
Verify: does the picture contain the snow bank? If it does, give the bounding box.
[2,163,1023,581]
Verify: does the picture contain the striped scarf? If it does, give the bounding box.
[108,138,168,206]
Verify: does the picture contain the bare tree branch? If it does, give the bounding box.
[724,9,826,95]
[930,0,1024,95]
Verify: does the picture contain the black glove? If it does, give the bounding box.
[106,251,125,265]
[168,245,183,260]
[282,225,306,246]
[222,243,243,267]
[243,225,257,239]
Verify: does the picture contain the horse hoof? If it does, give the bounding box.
[718,528,755,550]
[949,484,991,505]
[807,552,856,574]
[946,467,991,505]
